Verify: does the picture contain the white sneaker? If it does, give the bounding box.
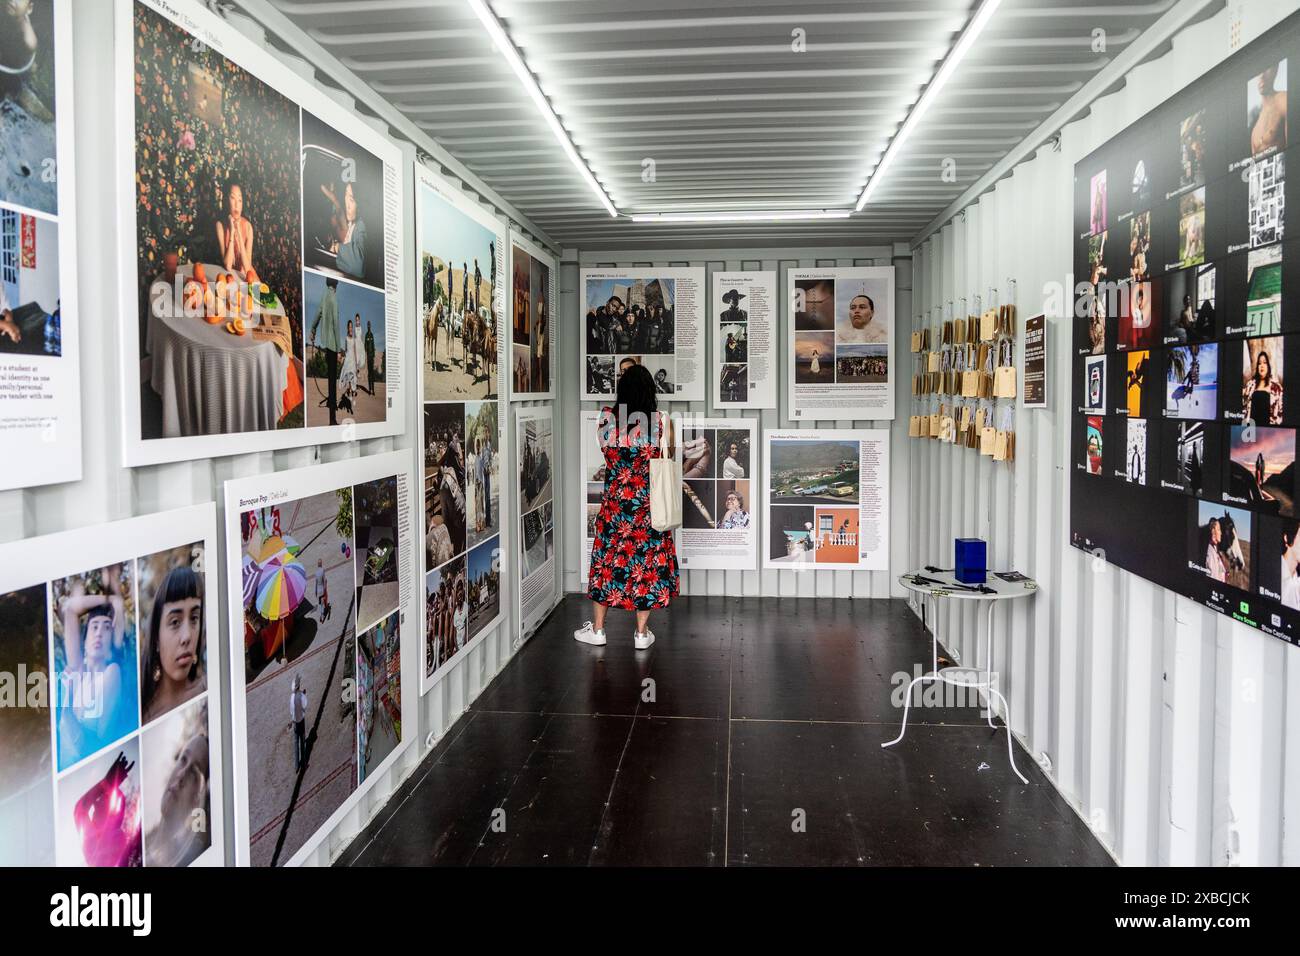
[573,622,607,646]
[633,628,656,650]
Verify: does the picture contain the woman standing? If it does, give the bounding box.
[576,364,679,649]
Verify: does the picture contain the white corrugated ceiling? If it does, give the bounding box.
[265,0,1186,249]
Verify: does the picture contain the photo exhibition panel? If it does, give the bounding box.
[223,450,416,867]
[1072,14,1299,646]
[416,165,507,694]
[117,0,405,467]
[0,504,225,868]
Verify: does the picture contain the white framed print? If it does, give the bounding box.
[515,406,559,636]
[223,450,416,866]
[677,414,760,570]
[416,164,507,693]
[787,266,895,421]
[116,0,406,467]
[581,267,705,402]
[508,231,557,401]
[0,503,225,867]
[762,428,890,571]
[0,0,82,490]
[712,271,776,410]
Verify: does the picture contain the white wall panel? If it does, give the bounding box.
[909,0,1300,865]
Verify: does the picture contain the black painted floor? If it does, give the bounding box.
[340,595,1113,867]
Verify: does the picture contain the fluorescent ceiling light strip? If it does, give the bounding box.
[855,0,1003,211]
[465,0,618,217]
[631,209,853,224]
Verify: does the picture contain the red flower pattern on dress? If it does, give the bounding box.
[585,407,679,611]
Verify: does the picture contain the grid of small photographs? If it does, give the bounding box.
[236,477,401,866]
[510,242,552,397]
[681,425,753,531]
[1,542,215,867]
[131,0,394,445]
[793,277,889,387]
[417,172,504,690]
[519,413,555,578]
[767,437,861,565]
[423,401,502,681]
[1073,30,1300,643]
[584,276,677,396]
[718,288,750,403]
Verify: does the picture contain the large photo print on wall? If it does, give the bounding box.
[581,267,705,402]
[0,504,224,867]
[416,165,506,693]
[761,428,891,571]
[117,0,403,467]
[787,267,894,422]
[712,271,776,410]
[516,407,559,637]
[0,0,81,491]
[223,451,414,866]
[677,415,759,570]
[509,231,556,400]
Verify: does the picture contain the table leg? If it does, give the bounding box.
[881,673,936,749]
[930,591,939,675]
[983,600,997,729]
[986,685,1028,784]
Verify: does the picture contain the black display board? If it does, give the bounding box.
[1071,12,1298,645]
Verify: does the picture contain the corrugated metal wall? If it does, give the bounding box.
[557,247,914,601]
[908,0,1300,866]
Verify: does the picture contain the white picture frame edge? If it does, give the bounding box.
[413,162,510,696]
[222,448,416,867]
[114,0,407,469]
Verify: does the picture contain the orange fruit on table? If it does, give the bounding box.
[193,262,206,283]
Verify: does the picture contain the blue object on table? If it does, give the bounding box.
[954,538,987,584]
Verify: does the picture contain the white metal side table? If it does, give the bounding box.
[884,569,1038,783]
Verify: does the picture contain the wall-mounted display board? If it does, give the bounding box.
[578,408,602,585]
[762,428,890,570]
[416,166,506,692]
[712,271,776,409]
[516,406,558,635]
[116,0,405,467]
[1070,12,1300,646]
[0,0,81,490]
[0,504,225,867]
[508,232,556,401]
[581,267,704,402]
[787,266,895,421]
[223,450,415,866]
[678,415,759,570]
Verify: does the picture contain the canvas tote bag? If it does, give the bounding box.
[649,412,682,531]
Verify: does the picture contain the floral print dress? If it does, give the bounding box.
[587,408,680,610]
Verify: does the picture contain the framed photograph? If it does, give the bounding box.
[0,504,224,867]
[223,450,415,866]
[116,0,405,467]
